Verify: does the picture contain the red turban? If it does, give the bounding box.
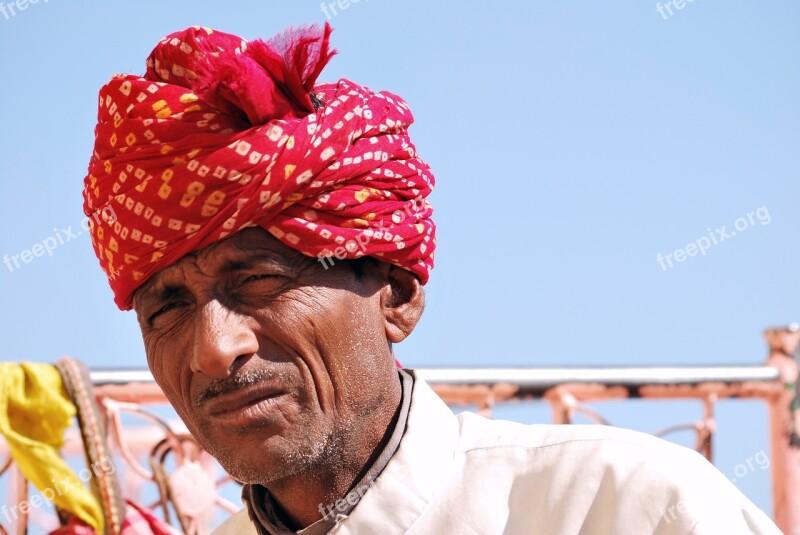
[83,24,435,310]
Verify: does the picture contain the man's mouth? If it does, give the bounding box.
[206,386,288,425]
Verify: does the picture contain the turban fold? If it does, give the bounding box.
[83,24,435,310]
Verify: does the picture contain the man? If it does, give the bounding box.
[83,24,780,534]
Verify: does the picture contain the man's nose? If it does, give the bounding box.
[191,298,258,378]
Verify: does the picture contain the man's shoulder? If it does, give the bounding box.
[456,410,691,457]
[449,414,781,532]
[453,411,718,486]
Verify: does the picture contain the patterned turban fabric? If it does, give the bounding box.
[83,24,435,310]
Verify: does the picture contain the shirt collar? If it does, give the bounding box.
[331,372,459,535]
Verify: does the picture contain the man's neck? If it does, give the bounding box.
[264,372,404,529]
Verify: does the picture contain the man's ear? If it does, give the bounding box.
[379,264,425,343]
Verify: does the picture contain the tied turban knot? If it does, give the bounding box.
[83,24,435,310]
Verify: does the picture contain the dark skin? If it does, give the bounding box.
[132,227,424,528]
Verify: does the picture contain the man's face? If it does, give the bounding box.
[133,227,406,484]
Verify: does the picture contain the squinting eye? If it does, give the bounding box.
[243,273,278,283]
[149,301,185,324]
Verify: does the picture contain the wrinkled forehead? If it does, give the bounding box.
[190,227,303,263]
[132,227,311,306]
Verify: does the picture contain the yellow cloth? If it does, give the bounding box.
[0,362,103,533]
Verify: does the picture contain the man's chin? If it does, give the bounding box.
[203,435,290,482]
[219,457,291,485]
[201,425,338,485]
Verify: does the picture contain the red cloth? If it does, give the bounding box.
[83,25,435,310]
[49,500,179,535]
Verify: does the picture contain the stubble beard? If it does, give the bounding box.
[206,416,351,486]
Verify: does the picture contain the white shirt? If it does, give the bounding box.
[213,371,780,534]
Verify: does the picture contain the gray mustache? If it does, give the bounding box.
[193,368,278,407]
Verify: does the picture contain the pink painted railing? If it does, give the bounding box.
[1,325,798,534]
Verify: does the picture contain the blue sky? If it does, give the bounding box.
[0,0,797,517]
